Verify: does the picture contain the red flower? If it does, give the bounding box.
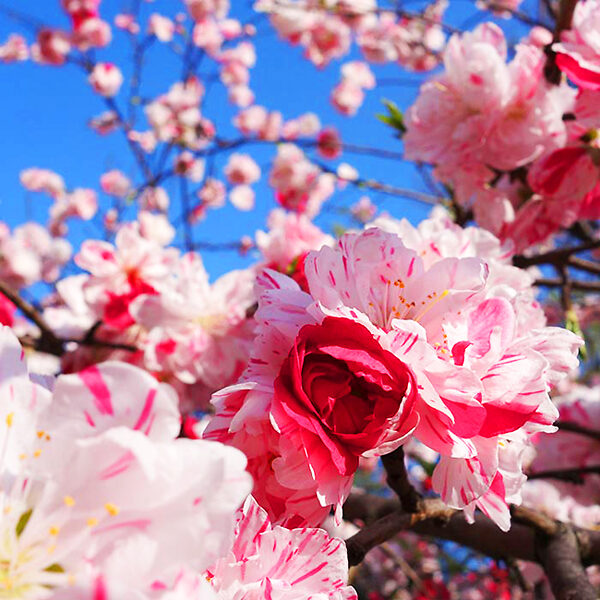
[272,316,418,477]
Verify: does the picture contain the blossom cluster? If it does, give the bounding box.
[0,325,356,598]
[404,13,600,250]
[206,210,581,530]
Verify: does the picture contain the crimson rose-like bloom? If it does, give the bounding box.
[272,316,419,477]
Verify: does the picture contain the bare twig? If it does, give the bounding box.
[0,280,63,355]
[534,278,600,292]
[557,420,600,442]
[527,465,600,484]
[381,447,421,512]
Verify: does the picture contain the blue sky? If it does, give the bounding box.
[0,0,539,280]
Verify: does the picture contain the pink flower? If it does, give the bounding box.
[554,0,600,90]
[331,79,364,116]
[305,15,351,67]
[72,18,112,50]
[174,152,206,182]
[350,196,376,223]
[20,168,65,198]
[317,127,342,159]
[224,153,261,185]
[269,144,334,216]
[148,13,175,42]
[139,186,170,212]
[32,29,71,65]
[528,146,599,200]
[272,316,418,477]
[255,208,333,273]
[229,185,255,211]
[88,63,123,97]
[228,84,254,107]
[198,178,226,208]
[185,0,230,21]
[100,170,132,198]
[114,13,140,34]
[0,34,28,63]
[208,496,357,599]
[340,61,376,89]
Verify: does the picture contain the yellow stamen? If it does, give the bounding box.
[104,503,119,516]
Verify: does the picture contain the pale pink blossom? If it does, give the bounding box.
[0,34,28,63]
[229,185,255,211]
[72,17,112,49]
[207,496,357,599]
[130,253,256,400]
[554,0,600,90]
[88,62,124,97]
[145,78,208,149]
[340,61,376,88]
[89,110,119,135]
[20,168,65,198]
[100,169,132,198]
[138,211,176,246]
[139,186,170,212]
[0,326,252,594]
[350,196,376,222]
[228,84,254,107]
[224,153,261,185]
[49,187,98,235]
[174,151,206,182]
[148,13,175,42]
[256,208,334,273]
[269,144,334,216]
[234,105,282,139]
[185,0,230,21]
[32,29,71,65]
[331,79,365,116]
[405,23,574,207]
[114,13,140,34]
[281,113,321,140]
[198,178,226,208]
[193,18,224,54]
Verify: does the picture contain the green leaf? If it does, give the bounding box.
[377,99,407,136]
[566,308,588,361]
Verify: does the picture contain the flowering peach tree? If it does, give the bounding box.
[0,0,599,598]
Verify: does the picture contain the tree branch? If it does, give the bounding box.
[0,280,64,355]
[527,465,600,484]
[557,420,600,442]
[343,492,600,596]
[537,523,598,600]
[381,447,421,512]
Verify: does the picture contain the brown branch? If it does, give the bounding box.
[537,523,598,600]
[527,465,600,484]
[544,0,579,83]
[534,278,600,291]
[513,240,600,269]
[343,492,600,584]
[345,498,455,566]
[381,447,421,512]
[557,420,600,442]
[568,256,600,276]
[0,280,64,355]
[0,284,138,357]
